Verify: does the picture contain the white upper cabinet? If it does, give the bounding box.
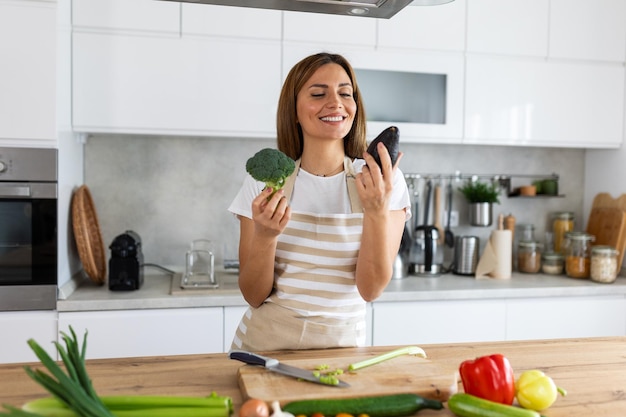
[377,0,466,52]
[549,0,626,63]
[72,0,180,34]
[467,0,549,57]
[181,4,281,39]
[73,33,280,137]
[465,55,624,148]
[0,0,56,146]
[72,1,281,138]
[283,11,377,48]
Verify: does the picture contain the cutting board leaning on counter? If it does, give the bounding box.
[1,336,625,417]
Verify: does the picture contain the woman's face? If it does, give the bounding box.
[296,63,357,144]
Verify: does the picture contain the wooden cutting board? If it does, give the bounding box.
[236,353,458,405]
[586,193,626,270]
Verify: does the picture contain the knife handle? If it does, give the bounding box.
[229,350,279,367]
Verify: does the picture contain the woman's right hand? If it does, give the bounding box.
[251,187,291,239]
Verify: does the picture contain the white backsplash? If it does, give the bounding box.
[85,134,584,269]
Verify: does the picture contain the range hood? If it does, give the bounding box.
[163,0,455,19]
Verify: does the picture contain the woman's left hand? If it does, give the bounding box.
[356,142,403,212]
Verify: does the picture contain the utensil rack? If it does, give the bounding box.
[403,171,561,197]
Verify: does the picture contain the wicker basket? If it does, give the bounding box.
[71,185,106,285]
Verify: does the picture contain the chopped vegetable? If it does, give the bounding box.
[0,327,233,417]
[348,346,426,372]
[447,393,541,417]
[366,126,400,168]
[239,398,270,417]
[515,370,567,411]
[459,354,516,406]
[283,393,442,417]
[246,148,296,198]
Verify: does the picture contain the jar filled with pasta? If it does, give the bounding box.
[552,212,574,254]
[565,232,594,279]
[590,245,619,283]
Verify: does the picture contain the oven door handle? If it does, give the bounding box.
[0,184,31,197]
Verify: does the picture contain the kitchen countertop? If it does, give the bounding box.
[2,337,625,416]
[57,267,626,312]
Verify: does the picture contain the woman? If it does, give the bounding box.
[228,52,410,351]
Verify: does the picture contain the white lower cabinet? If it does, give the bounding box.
[372,300,507,345]
[223,306,247,352]
[506,296,626,341]
[0,311,57,364]
[58,308,223,360]
[372,295,626,346]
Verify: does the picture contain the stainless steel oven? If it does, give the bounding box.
[0,147,57,311]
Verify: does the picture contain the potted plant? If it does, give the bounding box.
[458,180,501,227]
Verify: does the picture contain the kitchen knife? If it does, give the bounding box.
[229,350,350,388]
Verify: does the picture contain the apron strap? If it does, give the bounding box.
[344,157,363,214]
[281,157,363,214]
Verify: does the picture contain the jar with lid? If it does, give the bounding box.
[552,212,574,254]
[513,224,535,270]
[590,245,619,283]
[542,252,564,275]
[517,240,542,273]
[565,232,594,278]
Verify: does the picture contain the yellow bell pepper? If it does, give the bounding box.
[515,370,567,411]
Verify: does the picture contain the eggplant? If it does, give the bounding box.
[366,126,400,168]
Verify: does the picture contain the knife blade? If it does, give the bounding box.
[229,350,350,388]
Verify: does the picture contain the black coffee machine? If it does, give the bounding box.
[108,230,144,291]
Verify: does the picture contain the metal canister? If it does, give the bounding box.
[453,236,480,275]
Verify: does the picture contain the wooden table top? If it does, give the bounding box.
[1,337,625,417]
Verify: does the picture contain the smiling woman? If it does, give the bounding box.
[227,52,411,352]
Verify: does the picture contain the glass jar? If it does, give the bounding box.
[565,232,594,279]
[542,252,564,275]
[517,240,542,273]
[590,245,619,283]
[552,212,574,254]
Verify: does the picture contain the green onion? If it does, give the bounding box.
[0,327,233,417]
[348,346,427,371]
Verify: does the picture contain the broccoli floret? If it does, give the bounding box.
[246,148,296,197]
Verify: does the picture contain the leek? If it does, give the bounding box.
[0,327,233,417]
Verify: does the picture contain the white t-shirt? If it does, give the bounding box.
[228,159,412,219]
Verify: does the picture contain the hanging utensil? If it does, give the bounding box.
[422,179,432,227]
[445,180,455,248]
[434,182,443,244]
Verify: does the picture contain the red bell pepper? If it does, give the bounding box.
[459,354,516,405]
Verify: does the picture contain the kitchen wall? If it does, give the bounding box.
[84,134,584,270]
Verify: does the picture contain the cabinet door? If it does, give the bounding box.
[372,300,507,345]
[550,0,626,63]
[283,11,376,47]
[223,306,247,352]
[0,311,57,364]
[378,1,466,52]
[72,0,180,34]
[182,4,281,39]
[73,33,280,137]
[283,45,464,144]
[58,308,223,359]
[465,55,624,148]
[507,296,626,340]
[467,0,548,57]
[0,1,56,145]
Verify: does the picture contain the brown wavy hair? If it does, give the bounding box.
[276,52,367,161]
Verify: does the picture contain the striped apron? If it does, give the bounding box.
[231,157,366,351]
